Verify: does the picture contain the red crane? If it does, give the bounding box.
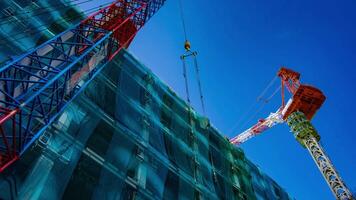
[230,67,354,200]
[0,0,165,173]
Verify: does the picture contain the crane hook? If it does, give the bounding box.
[184,40,191,51]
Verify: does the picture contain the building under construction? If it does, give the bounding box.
[0,0,353,200]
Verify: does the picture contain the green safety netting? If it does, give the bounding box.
[0,49,294,200]
[0,0,84,65]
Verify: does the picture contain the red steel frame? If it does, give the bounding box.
[0,0,165,172]
[277,67,325,120]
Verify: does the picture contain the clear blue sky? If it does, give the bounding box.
[83,1,356,199]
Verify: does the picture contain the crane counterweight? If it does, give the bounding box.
[282,84,326,120]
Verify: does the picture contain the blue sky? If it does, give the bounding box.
[82,0,356,199]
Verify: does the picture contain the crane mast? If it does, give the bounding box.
[280,67,353,200]
[0,0,166,172]
[287,111,353,200]
[231,67,354,200]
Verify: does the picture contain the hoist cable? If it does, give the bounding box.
[228,77,280,134]
[228,102,258,134]
[178,0,207,114]
[178,0,188,41]
[178,0,190,105]
[193,54,206,114]
[257,76,278,102]
[182,57,191,104]
[238,103,266,133]
[237,85,281,133]
[264,85,281,103]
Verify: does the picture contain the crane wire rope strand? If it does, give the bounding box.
[178,0,188,42]
[228,101,258,135]
[236,84,281,134]
[265,85,281,102]
[257,75,278,102]
[228,75,278,134]
[178,0,207,114]
[193,53,206,114]
[182,56,191,105]
[178,0,191,105]
[238,102,266,133]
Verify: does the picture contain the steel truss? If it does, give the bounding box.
[287,112,353,200]
[0,0,166,172]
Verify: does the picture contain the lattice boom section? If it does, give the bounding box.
[287,112,353,200]
[0,0,166,172]
[303,135,353,200]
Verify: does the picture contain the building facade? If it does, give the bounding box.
[0,49,293,200]
[0,1,293,199]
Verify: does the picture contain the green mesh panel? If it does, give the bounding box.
[0,0,84,64]
[0,49,294,200]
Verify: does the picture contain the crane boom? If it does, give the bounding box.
[230,106,284,145]
[0,0,166,172]
[230,98,293,145]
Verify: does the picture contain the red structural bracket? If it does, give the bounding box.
[0,0,166,172]
[277,67,326,120]
[278,67,301,107]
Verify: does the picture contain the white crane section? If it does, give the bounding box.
[230,99,292,145]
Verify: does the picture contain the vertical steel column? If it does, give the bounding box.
[287,112,353,200]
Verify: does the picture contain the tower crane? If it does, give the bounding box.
[230,67,354,200]
[0,0,166,173]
